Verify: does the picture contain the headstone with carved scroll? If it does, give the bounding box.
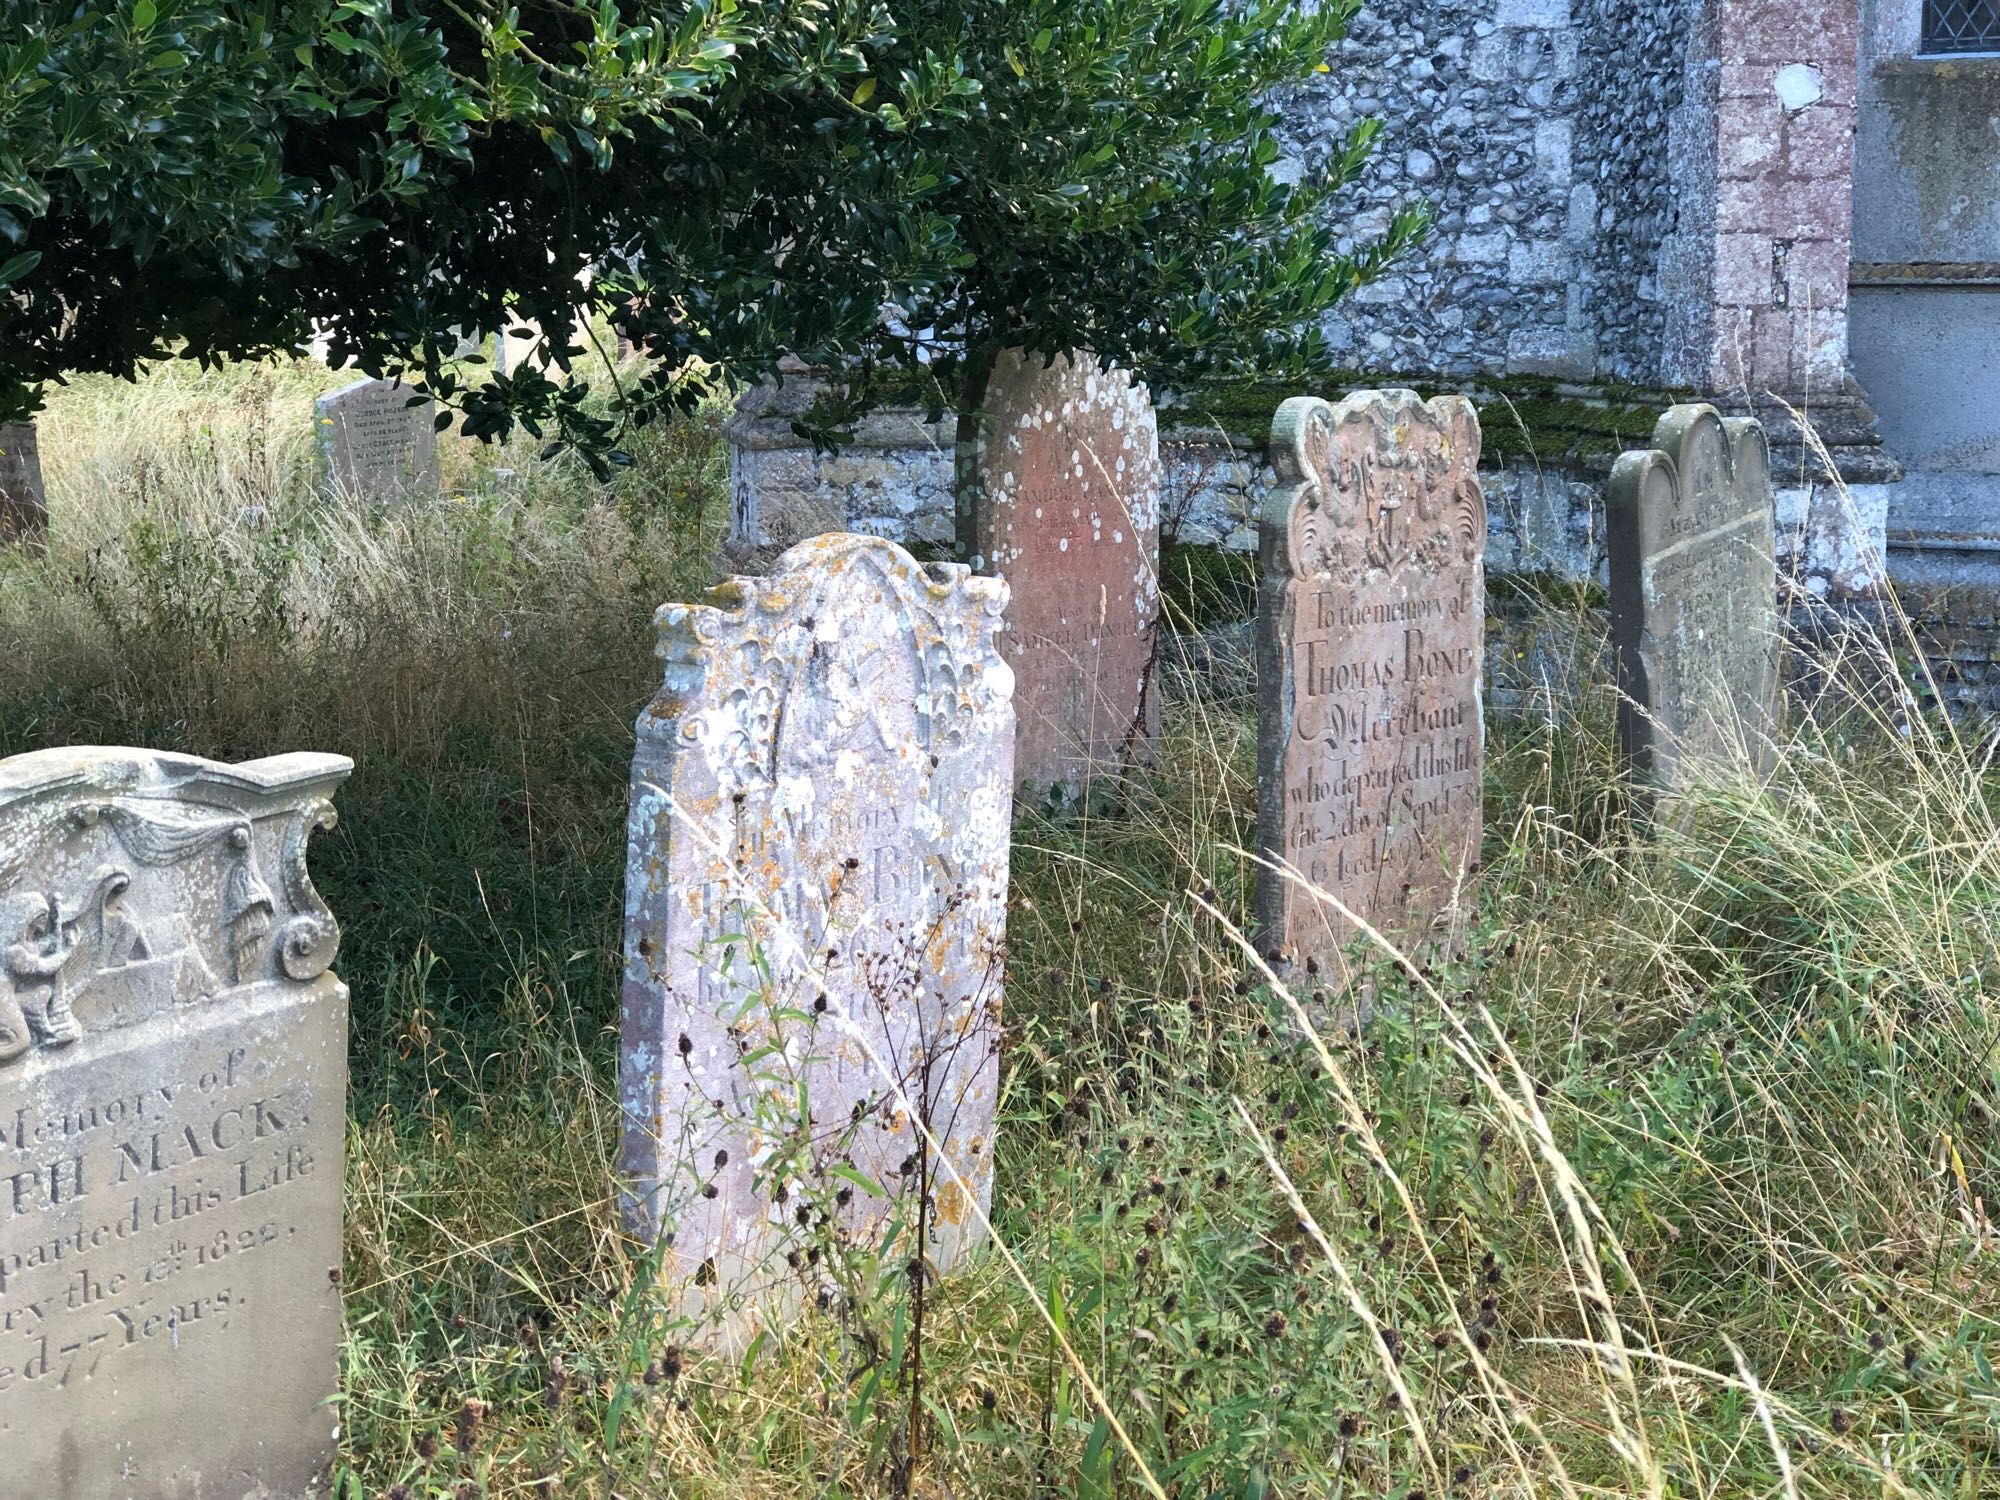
[316,376,439,500]
[1255,391,1486,981]
[0,747,352,1498]
[1607,405,1778,790]
[961,349,1161,802]
[0,422,46,545]
[621,533,1015,1349]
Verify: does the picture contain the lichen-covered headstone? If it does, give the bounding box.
[316,376,439,500]
[0,747,351,1498]
[961,350,1160,801]
[621,534,1014,1347]
[1607,405,1778,788]
[0,422,46,545]
[1255,391,1486,980]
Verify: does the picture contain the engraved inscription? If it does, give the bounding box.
[1607,405,1778,789]
[317,377,439,501]
[1256,392,1486,978]
[0,747,351,1498]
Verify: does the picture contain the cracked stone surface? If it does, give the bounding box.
[1608,404,1780,789]
[0,746,353,1499]
[1255,391,1487,982]
[621,534,1014,1349]
[962,350,1161,803]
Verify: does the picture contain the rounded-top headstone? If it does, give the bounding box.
[1606,403,1779,790]
[961,349,1162,803]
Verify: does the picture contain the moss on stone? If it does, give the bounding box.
[1165,374,1690,470]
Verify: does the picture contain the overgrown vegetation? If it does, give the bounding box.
[7,360,2000,1498]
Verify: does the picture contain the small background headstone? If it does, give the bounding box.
[1607,404,1778,788]
[621,534,1014,1348]
[316,377,439,501]
[961,350,1161,802]
[1256,391,1487,982]
[0,421,47,545]
[0,746,352,1497]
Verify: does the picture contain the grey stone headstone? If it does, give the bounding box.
[620,534,1014,1349]
[315,377,439,501]
[961,350,1161,802]
[1255,391,1486,981]
[1607,404,1778,788]
[0,746,352,1498]
[0,422,47,545]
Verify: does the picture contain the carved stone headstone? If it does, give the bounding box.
[1607,405,1778,788]
[621,534,1014,1348]
[0,422,47,545]
[1255,391,1486,979]
[0,747,352,1498]
[315,377,439,500]
[961,350,1161,801]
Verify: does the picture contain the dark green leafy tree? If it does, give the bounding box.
[0,0,1418,468]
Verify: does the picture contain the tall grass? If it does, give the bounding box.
[6,359,2000,1497]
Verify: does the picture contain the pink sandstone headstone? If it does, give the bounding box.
[0,421,46,544]
[0,746,352,1498]
[620,534,1014,1348]
[1607,404,1779,790]
[961,350,1160,802]
[1255,391,1486,981]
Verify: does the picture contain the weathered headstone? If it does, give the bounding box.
[1607,404,1778,788]
[315,377,439,500]
[0,746,352,1498]
[0,421,47,545]
[961,350,1161,801]
[1255,391,1486,979]
[621,534,1014,1347]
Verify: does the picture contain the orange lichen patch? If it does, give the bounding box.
[619,533,1016,1353]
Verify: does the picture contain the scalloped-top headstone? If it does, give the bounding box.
[0,422,46,545]
[621,534,1015,1348]
[1607,405,1778,789]
[316,377,438,501]
[1255,391,1486,980]
[0,746,352,1498]
[961,350,1160,802]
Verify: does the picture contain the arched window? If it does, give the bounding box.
[1924,0,2000,52]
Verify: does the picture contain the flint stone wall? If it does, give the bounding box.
[0,747,351,1499]
[1274,0,1697,384]
[621,534,1013,1350]
[725,375,956,552]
